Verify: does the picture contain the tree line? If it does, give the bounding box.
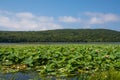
[0,29,120,43]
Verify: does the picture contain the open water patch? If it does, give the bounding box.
[0,71,90,80]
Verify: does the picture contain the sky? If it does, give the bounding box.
[0,0,120,31]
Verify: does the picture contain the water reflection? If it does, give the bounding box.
[0,71,39,80]
[0,71,89,80]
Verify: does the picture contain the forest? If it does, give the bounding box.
[0,29,120,42]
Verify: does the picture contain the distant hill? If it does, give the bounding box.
[0,29,120,42]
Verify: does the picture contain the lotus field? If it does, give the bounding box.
[0,44,120,79]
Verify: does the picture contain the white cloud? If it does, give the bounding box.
[59,16,80,23]
[58,13,120,29]
[16,12,34,19]
[0,10,119,31]
[85,12,119,24]
[0,10,62,31]
[79,12,120,29]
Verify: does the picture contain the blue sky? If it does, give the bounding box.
[0,0,120,31]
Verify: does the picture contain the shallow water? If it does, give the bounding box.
[0,72,39,80]
[0,72,89,80]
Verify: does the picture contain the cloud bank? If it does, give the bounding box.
[85,12,119,24]
[0,10,119,31]
[0,10,62,31]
